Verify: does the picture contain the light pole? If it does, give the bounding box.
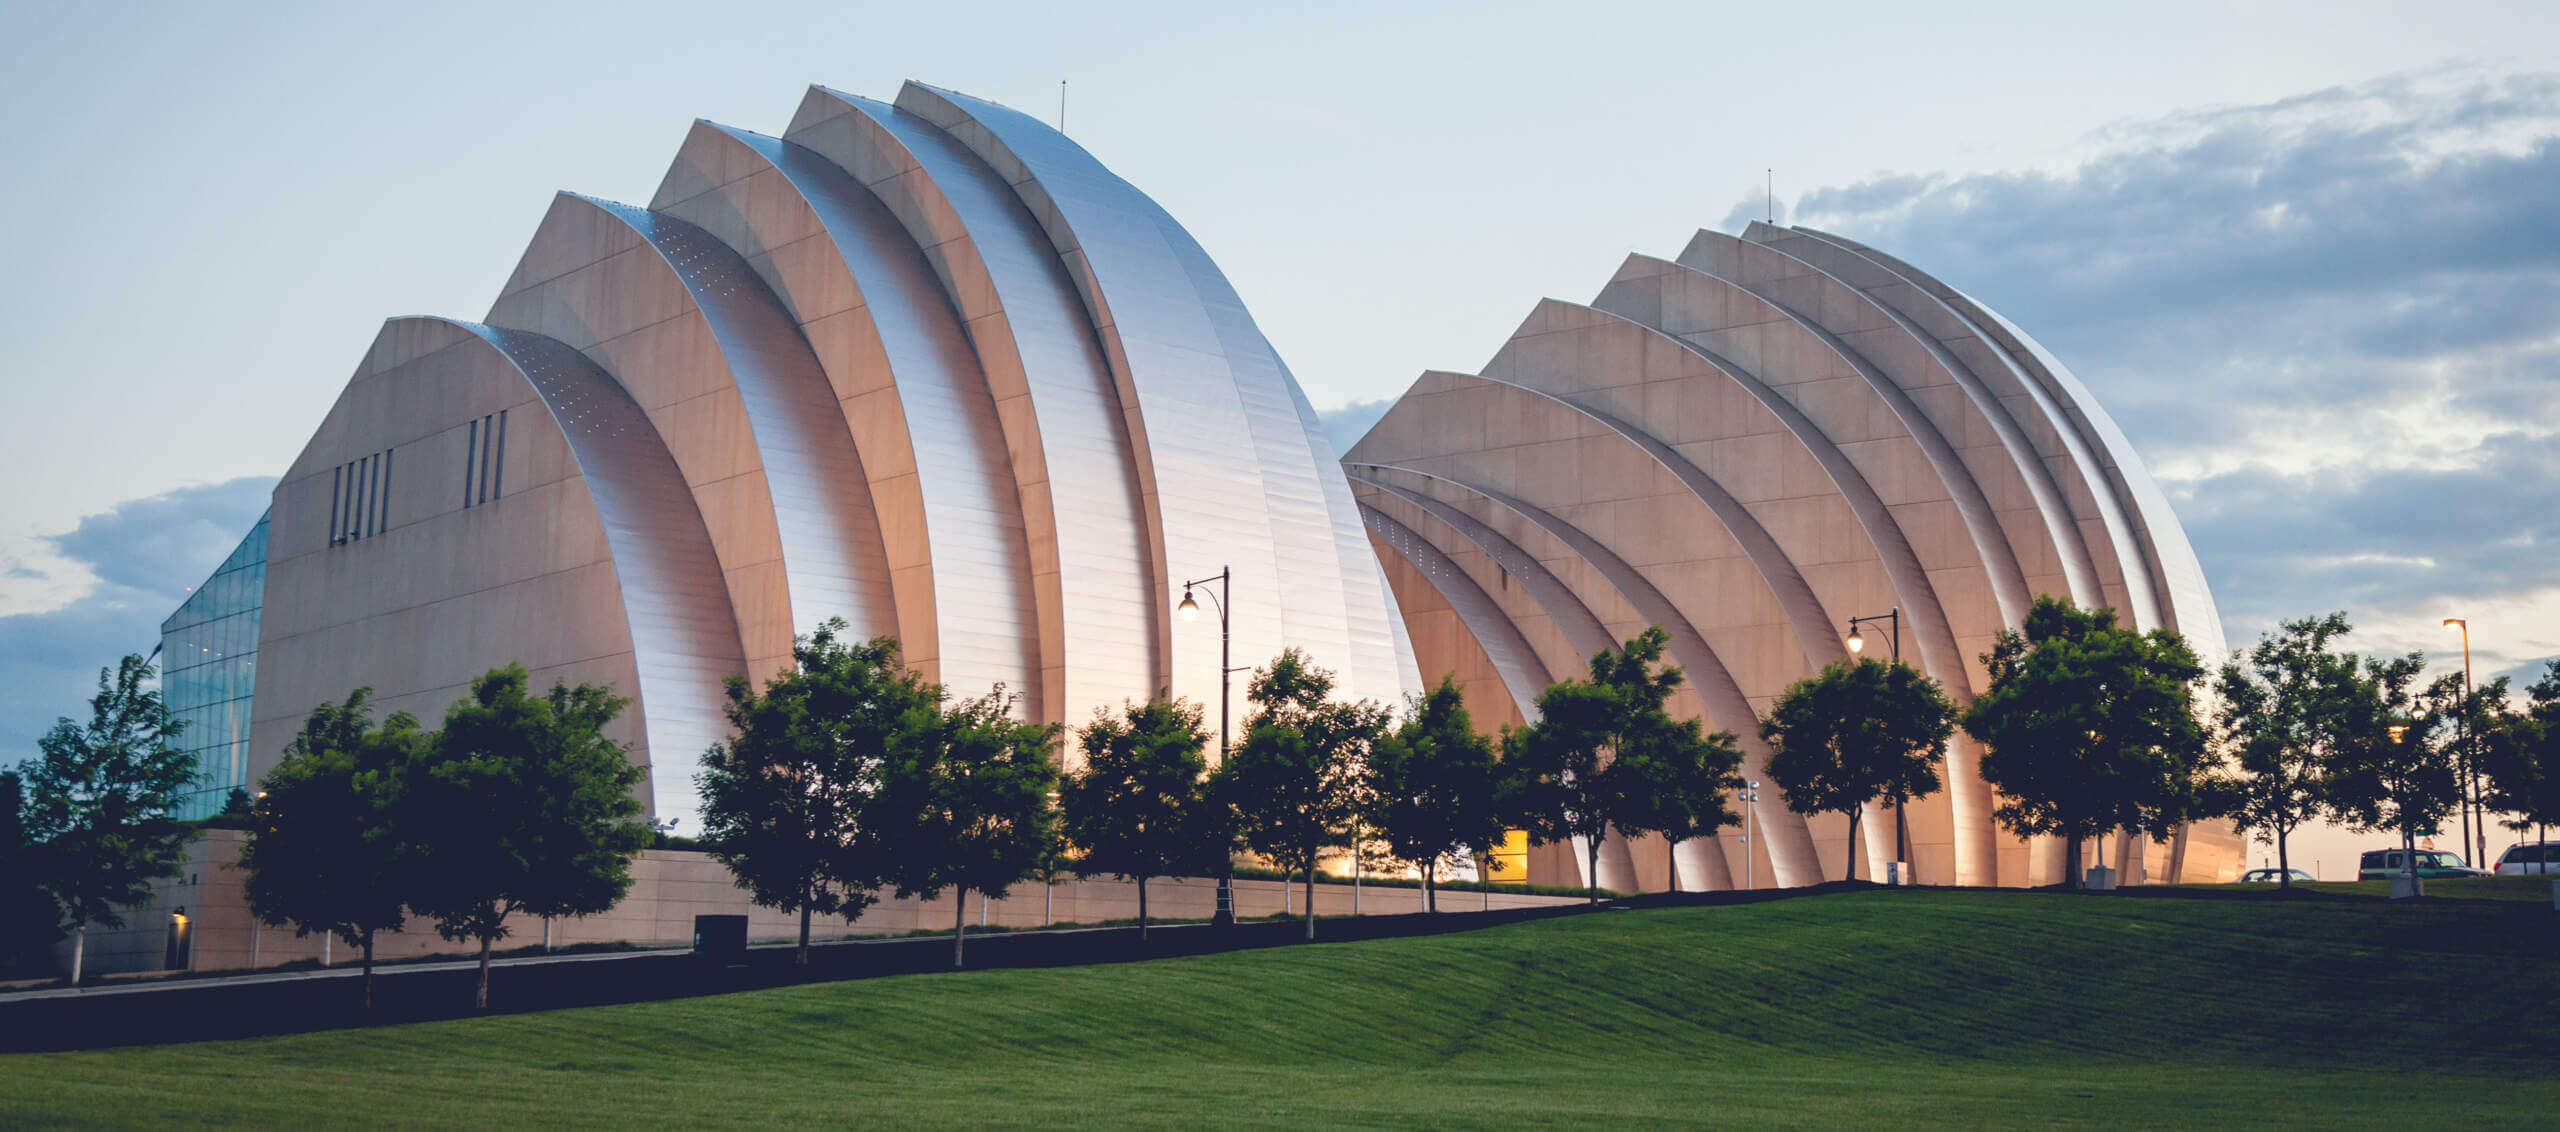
[1740,780,1760,891]
[1845,608,1910,876]
[1178,567,1245,928]
[2444,618,2482,870]
[2388,720,2420,898]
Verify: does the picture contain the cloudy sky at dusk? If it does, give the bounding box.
[2,1,2552,875]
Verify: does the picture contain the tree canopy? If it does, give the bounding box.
[239,688,424,1007]
[401,665,651,1008]
[1959,597,2206,889]
[18,653,195,983]
[1364,676,1508,911]
[2325,662,2460,868]
[1762,658,1951,882]
[881,684,1060,967]
[1506,627,1735,902]
[2481,661,2560,848]
[694,621,934,965]
[2204,613,2372,888]
[1062,696,1216,938]
[1219,649,1389,939]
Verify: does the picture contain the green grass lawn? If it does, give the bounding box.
[4,889,2553,1128]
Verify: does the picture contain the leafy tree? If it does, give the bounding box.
[1762,658,1951,883]
[2204,613,2373,889]
[1504,627,1727,903]
[1959,597,2207,890]
[2326,662,2459,886]
[1365,677,1507,911]
[2481,661,2560,853]
[19,654,194,983]
[0,770,61,976]
[1218,649,1390,939]
[1604,690,1744,894]
[402,665,652,1009]
[239,689,425,1008]
[881,685,1060,968]
[695,621,933,966]
[1062,697,1215,940]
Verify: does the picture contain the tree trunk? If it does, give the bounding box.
[953,888,968,968]
[1586,833,1603,905]
[1424,861,1436,914]
[2064,835,2084,891]
[70,926,84,986]
[1303,867,1316,941]
[797,889,813,969]
[361,933,376,1012]
[1844,810,1862,883]
[2276,829,2292,890]
[1137,875,1149,943]
[474,935,492,1011]
[1668,837,1680,894]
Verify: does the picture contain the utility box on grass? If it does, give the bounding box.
[693,915,748,963]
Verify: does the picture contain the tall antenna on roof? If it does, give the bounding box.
[1766,169,1773,225]
[1060,79,1067,134]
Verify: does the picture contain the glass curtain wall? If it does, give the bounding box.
[159,511,268,820]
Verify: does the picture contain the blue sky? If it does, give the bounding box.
[3,1,2554,874]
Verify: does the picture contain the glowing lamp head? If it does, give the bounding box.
[1178,589,1200,622]
[2389,724,2409,743]
[1846,627,1865,654]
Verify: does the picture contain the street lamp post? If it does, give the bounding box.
[1739,780,1760,891]
[1178,567,1245,928]
[2388,720,2421,899]
[2446,618,2480,870]
[1845,608,1910,877]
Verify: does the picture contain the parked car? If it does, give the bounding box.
[2357,849,2485,880]
[2493,842,2560,876]
[2235,867,2318,884]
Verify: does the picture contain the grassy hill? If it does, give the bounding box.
[4,889,2554,1128]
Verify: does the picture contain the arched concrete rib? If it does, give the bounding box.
[1349,461,1823,889]
[1346,473,1615,665]
[1765,224,2153,631]
[1475,304,1968,882]
[1348,475,1642,892]
[1360,497,1741,893]
[433,318,746,831]
[1359,503,1551,720]
[653,121,1042,714]
[572,195,899,648]
[898,83,1415,712]
[783,87,1160,726]
[1672,236,2040,626]
[1730,226,2109,610]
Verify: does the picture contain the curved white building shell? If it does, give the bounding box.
[1348,222,2241,888]
[244,82,1423,833]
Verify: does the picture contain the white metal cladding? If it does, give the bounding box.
[1349,225,2242,888]
[573,196,900,651]
[895,83,1420,715]
[651,122,1042,714]
[254,81,1434,825]
[784,86,1161,729]
[443,320,745,830]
